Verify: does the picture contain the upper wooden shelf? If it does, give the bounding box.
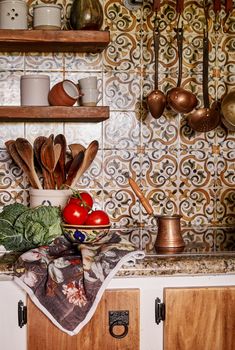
[0,106,109,122]
[0,29,110,53]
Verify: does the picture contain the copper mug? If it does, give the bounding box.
[155,215,185,253]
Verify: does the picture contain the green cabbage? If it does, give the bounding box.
[0,204,62,251]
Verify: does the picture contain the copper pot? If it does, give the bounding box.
[128,177,185,252]
[154,214,184,252]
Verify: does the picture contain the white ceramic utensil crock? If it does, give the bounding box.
[20,75,50,106]
[29,188,72,209]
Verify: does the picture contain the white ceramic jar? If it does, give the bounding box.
[0,0,28,29]
[33,4,62,30]
[20,75,50,106]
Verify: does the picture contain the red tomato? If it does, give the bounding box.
[85,210,110,226]
[63,203,88,225]
[69,192,93,211]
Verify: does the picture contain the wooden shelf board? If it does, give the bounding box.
[0,30,110,53]
[0,106,109,122]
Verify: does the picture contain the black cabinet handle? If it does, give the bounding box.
[109,310,129,339]
[18,300,27,328]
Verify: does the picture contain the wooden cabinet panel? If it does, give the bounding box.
[27,288,139,350]
[164,287,235,350]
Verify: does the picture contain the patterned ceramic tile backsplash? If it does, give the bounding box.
[0,0,235,240]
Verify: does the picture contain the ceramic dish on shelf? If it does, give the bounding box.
[62,223,111,244]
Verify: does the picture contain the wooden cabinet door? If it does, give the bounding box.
[27,288,139,350]
[164,286,235,350]
[0,281,27,350]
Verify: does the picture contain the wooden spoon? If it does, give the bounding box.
[53,143,62,169]
[40,135,55,189]
[68,143,86,159]
[33,136,47,169]
[33,136,52,189]
[54,134,67,189]
[5,140,41,189]
[15,138,42,189]
[70,140,99,187]
[64,151,85,186]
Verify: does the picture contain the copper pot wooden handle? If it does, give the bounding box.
[128,177,154,215]
[153,0,160,12]
[176,0,184,14]
[213,0,221,13]
[225,0,233,12]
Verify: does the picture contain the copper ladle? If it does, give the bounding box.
[147,12,166,119]
[167,17,198,114]
[188,6,220,132]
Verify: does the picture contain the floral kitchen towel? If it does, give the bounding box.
[13,232,145,336]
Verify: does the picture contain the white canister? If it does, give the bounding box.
[20,75,50,106]
[33,4,62,30]
[0,0,28,29]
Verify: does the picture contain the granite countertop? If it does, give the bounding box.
[1,226,235,278]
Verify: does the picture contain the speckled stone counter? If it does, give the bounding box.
[1,227,235,278]
[116,253,235,277]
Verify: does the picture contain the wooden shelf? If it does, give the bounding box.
[0,29,110,53]
[0,106,109,122]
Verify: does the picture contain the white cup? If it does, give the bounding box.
[80,88,101,107]
[0,0,28,29]
[20,75,50,106]
[33,4,62,30]
[78,76,97,90]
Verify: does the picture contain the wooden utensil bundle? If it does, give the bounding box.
[5,135,99,190]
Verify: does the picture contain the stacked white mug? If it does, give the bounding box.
[78,76,101,107]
